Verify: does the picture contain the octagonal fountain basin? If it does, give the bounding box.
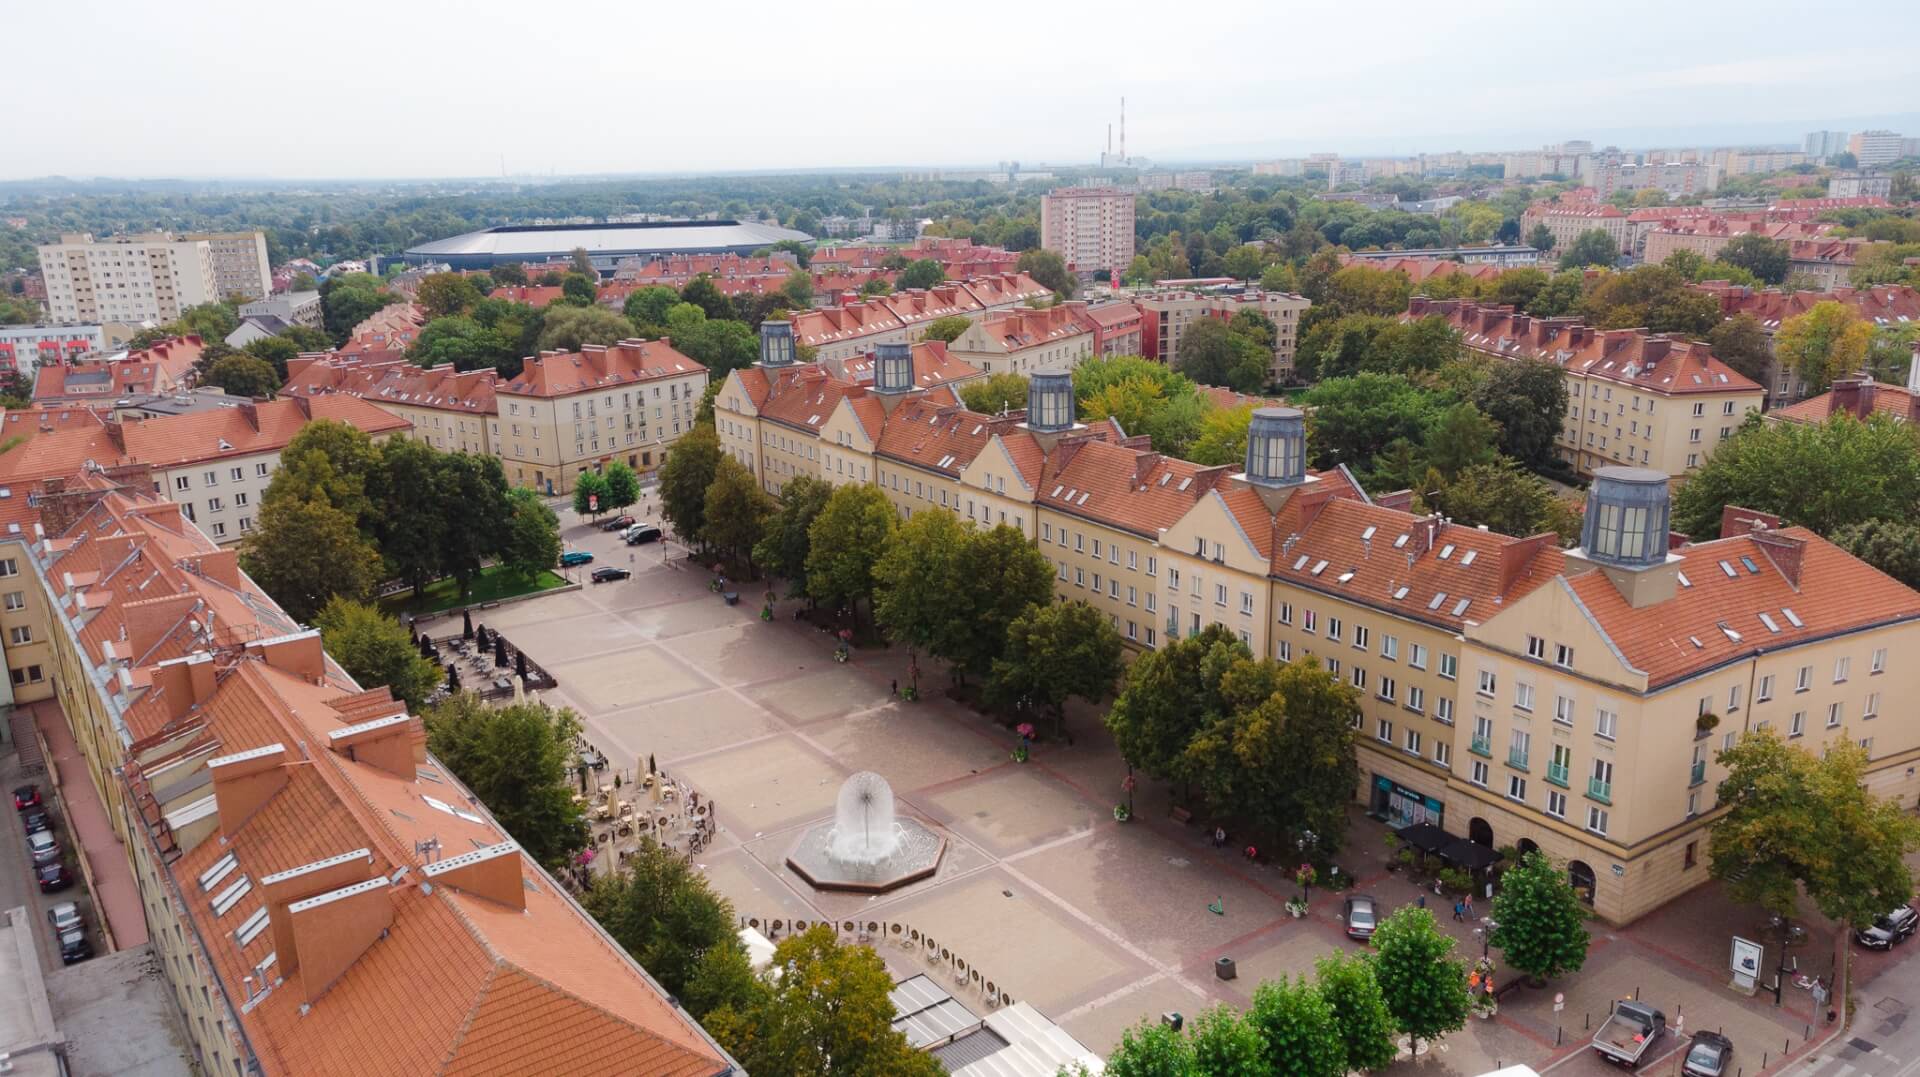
[786,771,946,893]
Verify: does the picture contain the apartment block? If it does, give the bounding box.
[1592,162,1712,199]
[191,230,272,301]
[1829,171,1893,199]
[1412,299,1763,479]
[1849,130,1920,167]
[282,355,498,455]
[1138,290,1310,384]
[789,274,1052,363]
[1039,187,1136,277]
[30,335,204,406]
[37,233,218,324]
[495,338,707,494]
[1804,130,1851,161]
[948,307,1095,376]
[1694,282,1920,405]
[0,323,108,372]
[1519,202,1630,256]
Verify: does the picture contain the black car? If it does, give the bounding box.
[35,862,73,893]
[590,566,632,583]
[1681,1030,1734,1077]
[624,524,663,545]
[21,806,51,835]
[48,903,90,964]
[12,784,40,811]
[600,514,636,531]
[1856,905,1919,949]
[1343,895,1379,940]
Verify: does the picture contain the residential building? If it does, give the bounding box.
[789,275,1051,363]
[1804,130,1851,161]
[1783,237,1889,290]
[0,394,409,546]
[238,291,322,330]
[495,338,707,494]
[190,231,272,301]
[31,336,204,406]
[948,307,1095,376]
[1694,282,1920,405]
[1519,202,1630,256]
[36,233,219,324]
[1592,162,1712,199]
[1640,219,1832,266]
[1075,301,1144,357]
[0,323,107,372]
[1137,290,1311,384]
[1412,298,1764,479]
[281,355,499,454]
[0,467,738,1077]
[1039,187,1136,277]
[1338,256,1506,287]
[1345,246,1540,267]
[337,303,427,363]
[1828,171,1893,199]
[1770,357,1920,426]
[1716,150,1808,176]
[1849,130,1920,167]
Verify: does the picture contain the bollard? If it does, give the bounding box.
[1555,1027,1562,1046]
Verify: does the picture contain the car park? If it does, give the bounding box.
[559,551,594,567]
[1343,895,1378,940]
[1681,1031,1733,1077]
[590,567,631,583]
[35,862,73,893]
[27,829,60,866]
[599,515,636,532]
[1855,905,1918,949]
[13,784,40,811]
[21,806,51,835]
[623,524,663,545]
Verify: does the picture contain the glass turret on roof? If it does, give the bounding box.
[1580,466,1670,569]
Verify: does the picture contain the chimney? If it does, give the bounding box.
[207,742,289,834]
[123,593,203,660]
[238,401,260,430]
[245,628,325,682]
[149,651,218,722]
[289,876,395,1004]
[260,848,373,980]
[1751,530,1807,588]
[419,842,525,910]
[1374,489,1414,512]
[181,549,240,588]
[1408,296,1430,317]
[325,712,419,779]
[1828,376,1862,417]
[1640,337,1671,363]
[1718,504,1781,539]
[1855,375,1877,418]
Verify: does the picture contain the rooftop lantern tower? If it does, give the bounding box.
[873,342,913,394]
[758,320,795,368]
[1024,369,1075,432]
[1243,407,1306,488]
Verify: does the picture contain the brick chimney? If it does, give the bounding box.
[1719,504,1781,539]
[1408,296,1430,317]
[420,842,525,910]
[289,876,394,1004]
[261,848,373,984]
[245,629,325,682]
[149,651,218,723]
[124,593,203,661]
[181,549,240,588]
[325,712,418,779]
[1640,338,1671,363]
[1828,376,1862,417]
[207,742,289,834]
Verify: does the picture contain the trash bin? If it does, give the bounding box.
[1215,957,1236,981]
[1161,1012,1184,1032]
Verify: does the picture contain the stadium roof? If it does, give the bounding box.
[404,219,813,268]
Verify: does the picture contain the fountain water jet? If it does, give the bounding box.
[787,772,946,893]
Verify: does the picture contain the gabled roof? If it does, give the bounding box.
[282,358,498,416]
[873,398,1026,478]
[1413,299,1763,396]
[1036,438,1231,538]
[500,339,705,398]
[831,340,982,389]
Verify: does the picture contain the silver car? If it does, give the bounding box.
[1343,895,1379,940]
[26,829,59,865]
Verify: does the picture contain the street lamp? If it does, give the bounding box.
[1481,917,1499,957]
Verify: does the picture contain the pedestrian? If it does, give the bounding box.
[890,678,898,697]
[1463,895,1476,919]
[1453,899,1465,922]
[1213,826,1227,849]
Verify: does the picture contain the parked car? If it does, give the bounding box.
[26,829,60,866]
[1342,895,1378,940]
[1855,905,1919,950]
[21,806,51,836]
[35,862,73,893]
[590,566,632,583]
[624,524,663,545]
[599,514,636,532]
[1591,999,1666,1068]
[48,904,89,965]
[559,550,594,567]
[12,784,40,811]
[1681,1031,1734,1077]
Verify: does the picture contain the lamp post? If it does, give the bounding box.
[1481,917,1499,958]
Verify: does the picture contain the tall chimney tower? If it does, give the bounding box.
[1120,97,1127,164]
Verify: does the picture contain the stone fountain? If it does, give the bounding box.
[786,772,945,893]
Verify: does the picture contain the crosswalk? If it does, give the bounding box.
[1794,1040,1913,1077]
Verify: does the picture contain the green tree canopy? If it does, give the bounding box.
[1470,357,1569,471]
[1101,1019,1195,1077]
[314,597,441,710]
[804,484,897,620]
[1707,312,1773,386]
[923,314,973,343]
[535,305,635,352]
[1777,301,1874,393]
[958,371,1029,414]
[679,274,735,320]
[1315,951,1400,1073]
[873,509,970,663]
[1370,906,1471,1053]
[240,334,301,379]
[898,259,945,290]
[1176,316,1270,393]
[1015,248,1076,298]
[416,272,483,318]
[623,285,681,330]
[571,468,610,518]
[1185,1005,1268,1076]
[1248,976,1346,1077]
[423,695,587,870]
[1428,459,1580,542]
[1579,265,1720,335]
[1829,518,1920,589]
[1489,851,1591,981]
[560,272,598,306]
[1720,232,1792,285]
[752,475,832,595]
[238,497,384,622]
[1299,373,1445,480]
[1557,228,1620,270]
[501,486,561,580]
[1672,413,1920,538]
[600,459,640,513]
[490,262,528,286]
[580,837,742,1008]
[658,424,722,547]
[1187,404,1255,467]
[1106,624,1254,794]
[321,273,399,344]
[989,599,1124,739]
[203,353,281,398]
[702,456,773,571]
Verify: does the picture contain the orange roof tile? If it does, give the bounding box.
[499,339,705,398]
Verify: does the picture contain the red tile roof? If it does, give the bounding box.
[1693,283,1920,331]
[487,284,567,307]
[281,357,498,416]
[33,336,204,403]
[499,339,705,398]
[831,340,983,389]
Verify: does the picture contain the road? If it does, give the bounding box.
[1789,950,1920,1077]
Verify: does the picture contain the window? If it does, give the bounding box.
[7,626,28,645]
[1548,744,1571,785]
[1376,718,1393,742]
[1167,567,1180,589]
[1756,674,1774,702]
[1555,644,1574,668]
[1276,639,1291,661]
[234,492,248,507]
[1790,710,1805,737]
[1826,701,1842,728]
[1514,682,1535,711]
[1834,656,1850,683]
[1277,602,1292,626]
[1586,806,1609,836]
[1439,653,1457,680]
[1796,665,1812,692]
[1435,697,1454,724]
[1470,760,1489,787]
[1546,790,1567,819]
[1872,648,1886,674]
[229,466,243,481]
[1351,667,1367,690]
[1381,635,1398,660]
[1214,583,1227,607]
[1472,716,1493,755]
[1554,694,1574,725]
[1865,692,1880,719]
[1589,759,1613,802]
[1684,841,1698,869]
[1595,708,1617,739]
[9,665,43,685]
[211,522,226,538]
[1406,685,1424,713]
[1476,669,1496,697]
[1303,610,1317,633]
[1327,617,1343,642]
[1042,523,1052,543]
[1240,591,1253,615]
[1509,728,1531,769]
[1434,741,1451,768]
[1353,625,1369,650]
[1,592,21,611]
[1146,556,1157,577]
[1408,643,1426,670]
[1378,676,1396,702]
[174,475,190,491]
[203,470,218,486]
[206,497,222,512]
[1526,635,1546,660]
[1507,775,1527,802]
[1726,684,1741,713]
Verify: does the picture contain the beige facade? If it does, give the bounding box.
[949,310,1095,376]
[1518,205,1630,255]
[494,340,707,494]
[1559,363,1759,477]
[1140,291,1310,384]
[37,232,218,324]
[189,231,272,302]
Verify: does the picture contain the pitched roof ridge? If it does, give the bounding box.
[483,960,719,1069]
[437,955,510,1075]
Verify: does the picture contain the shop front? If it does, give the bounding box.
[1369,774,1444,830]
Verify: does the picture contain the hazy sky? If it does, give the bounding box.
[6,0,1917,180]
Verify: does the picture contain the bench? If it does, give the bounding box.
[1169,806,1193,825]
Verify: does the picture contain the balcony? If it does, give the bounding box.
[1469,735,1491,757]
[1690,760,1706,786]
[1507,749,1529,772]
[1588,778,1612,804]
[1546,762,1570,787]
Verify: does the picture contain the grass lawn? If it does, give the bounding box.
[378,566,568,616]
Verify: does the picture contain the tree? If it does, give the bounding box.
[1720,232,1791,285]
[623,285,681,331]
[314,598,441,710]
[752,475,831,595]
[702,927,943,1077]
[804,484,896,621]
[1557,228,1619,270]
[203,353,280,398]
[947,525,1055,680]
[1248,976,1345,1077]
[571,468,610,518]
[560,273,598,306]
[679,274,735,321]
[1106,625,1250,796]
[1527,223,1555,252]
[423,695,587,870]
[1300,374,1444,479]
[238,498,384,623]
[490,262,528,286]
[408,315,519,374]
[1423,402,1499,480]
[1315,951,1399,1073]
[873,510,969,668]
[1177,317,1269,393]
[1710,730,1920,927]
[989,600,1124,739]
[501,487,561,580]
[1830,519,1920,589]
[535,305,635,352]
[1471,357,1569,471]
[1489,850,1591,982]
[1707,313,1773,385]
[658,424,722,546]
[580,837,742,1006]
[416,272,482,318]
[675,317,760,379]
[1015,248,1076,299]
[1580,265,1721,336]
[569,247,594,277]
[1101,1019,1196,1077]
[375,437,450,597]
[1370,906,1471,1054]
[923,315,973,343]
[241,335,301,379]
[600,459,640,513]
[897,259,945,291]
[1430,460,1581,542]
[1184,1005,1267,1077]
[957,372,1028,414]
[1187,404,1254,467]
[435,453,511,597]
[266,419,380,525]
[1777,301,1874,393]
[1296,314,1393,382]
[702,456,773,571]
[1672,413,1920,538]
[320,274,398,344]
[1525,268,1588,317]
[1259,262,1298,293]
[779,269,814,308]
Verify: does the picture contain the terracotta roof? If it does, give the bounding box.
[1771,376,1920,425]
[33,336,203,403]
[1565,527,1920,689]
[1336,255,1504,284]
[873,398,1027,478]
[282,357,498,416]
[831,340,983,389]
[487,284,567,307]
[1037,438,1231,539]
[959,306,1092,355]
[1694,283,1920,332]
[500,339,705,398]
[757,366,861,436]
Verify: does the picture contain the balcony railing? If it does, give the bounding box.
[1546,762,1570,786]
[1469,735,1491,757]
[1507,749,1529,771]
[1588,777,1612,804]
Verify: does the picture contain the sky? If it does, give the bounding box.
[5,0,1919,181]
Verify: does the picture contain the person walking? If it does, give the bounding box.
[1463,894,1476,920]
[1453,899,1465,922]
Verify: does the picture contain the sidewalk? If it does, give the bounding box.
[28,700,147,950]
